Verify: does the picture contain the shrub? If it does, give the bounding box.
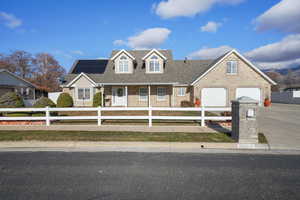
[93,92,102,107]
[181,100,193,107]
[57,93,73,107]
[33,97,56,108]
[0,92,24,108]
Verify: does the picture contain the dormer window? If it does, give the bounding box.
[149,55,160,72]
[118,56,129,73]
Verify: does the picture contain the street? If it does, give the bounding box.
[0,152,299,200]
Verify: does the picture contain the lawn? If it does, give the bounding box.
[0,130,234,142]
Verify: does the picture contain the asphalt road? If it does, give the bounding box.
[0,152,299,200]
[258,103,300,149]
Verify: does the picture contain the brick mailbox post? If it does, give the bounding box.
[231,96,259,144]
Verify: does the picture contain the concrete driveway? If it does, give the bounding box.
[258,103,300,150]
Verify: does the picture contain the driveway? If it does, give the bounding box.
[258,103,300,150]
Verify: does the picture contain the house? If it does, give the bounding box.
[61,49,276,107]
[0,69,44,106]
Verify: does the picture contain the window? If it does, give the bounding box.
[77,88,91,100]
[178,87,186,96]
[149,55,160,72]
[157,87,166,101]
[227,61,238,74]
[118,56,129,73]
[139,88,148,101]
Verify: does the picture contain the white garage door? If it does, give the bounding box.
[236,88,261,104]
[201,88,227,107]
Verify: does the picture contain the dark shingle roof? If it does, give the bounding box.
[63,50,218,85]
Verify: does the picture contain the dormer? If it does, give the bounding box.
[111,49,135,74]
[142,49,167,74]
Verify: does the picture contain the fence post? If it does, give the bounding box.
[201,106,205,127]
[149,106,152,127]
[97,106,102,126]
[46,106,50,126]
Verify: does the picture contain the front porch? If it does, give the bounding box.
[103,85,192,107]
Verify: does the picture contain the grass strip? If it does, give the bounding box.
[0,130,234,143]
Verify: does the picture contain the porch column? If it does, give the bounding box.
[148,85,151,107]
[125,86,128,107]
[172,86,175,107]
[101,86,104,107]
[33,88,36,100]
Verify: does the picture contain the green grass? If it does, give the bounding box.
[0,130,234,142]
[258,133,268,144]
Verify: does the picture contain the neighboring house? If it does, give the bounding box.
[0,69,45,105]
[61,49,276,107]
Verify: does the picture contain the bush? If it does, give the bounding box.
[180,100,193,107]
[33,97,56,108]
[0,92,24,108]
[93,92,102,107]
[57,93,73,107]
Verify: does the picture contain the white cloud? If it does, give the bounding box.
[188,45,233,59]
[245,34,300,69]
[245,34,300,63]
[154,0,245,19]
[255,0,300,33]
[113,39,126,46]
[113,28,171,49]
[70,50,84,55]
[201,21,222,33]
[0,11,22,28]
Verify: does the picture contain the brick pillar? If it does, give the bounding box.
[231,97,259,144]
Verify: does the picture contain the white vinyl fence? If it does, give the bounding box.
[0,107,231,127]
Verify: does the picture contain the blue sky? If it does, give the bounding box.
[1,0,299,71]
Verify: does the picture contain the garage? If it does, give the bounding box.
[236,88,261,104]
[201,88,227,107]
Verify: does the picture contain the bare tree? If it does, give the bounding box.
[8,50,34,78]
[31,53,66,92]
[0,53,17,73]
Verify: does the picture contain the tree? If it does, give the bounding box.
[33,97,56,108]
[31,53,66,92]
[0,53,17,73]
[8,50,34,78]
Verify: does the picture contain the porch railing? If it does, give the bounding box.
[0,106,231,127]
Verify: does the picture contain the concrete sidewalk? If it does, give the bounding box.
[0,124,230,133]
[0,141,270,152]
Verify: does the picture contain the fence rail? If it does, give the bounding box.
[0,106,232,127]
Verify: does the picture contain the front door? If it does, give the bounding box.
[112,87,126,106]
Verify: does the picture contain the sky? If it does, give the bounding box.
[0,0,299,71]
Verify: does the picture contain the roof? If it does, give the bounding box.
[64,53,213,85]
[63,49,275,86]
[0,69,37,88]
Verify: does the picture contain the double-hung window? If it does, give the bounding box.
[178,87,186,96]
[78,88,91,100]
[149,55,160,72]
[139,88,148,101]
[226,61,238,74]
[118,56,129,73]
[157,87,166,101]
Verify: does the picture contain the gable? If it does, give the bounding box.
[0,71,34,88]
[68,73,96,87]
[192,52,273,87]
[191,50,276,86]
